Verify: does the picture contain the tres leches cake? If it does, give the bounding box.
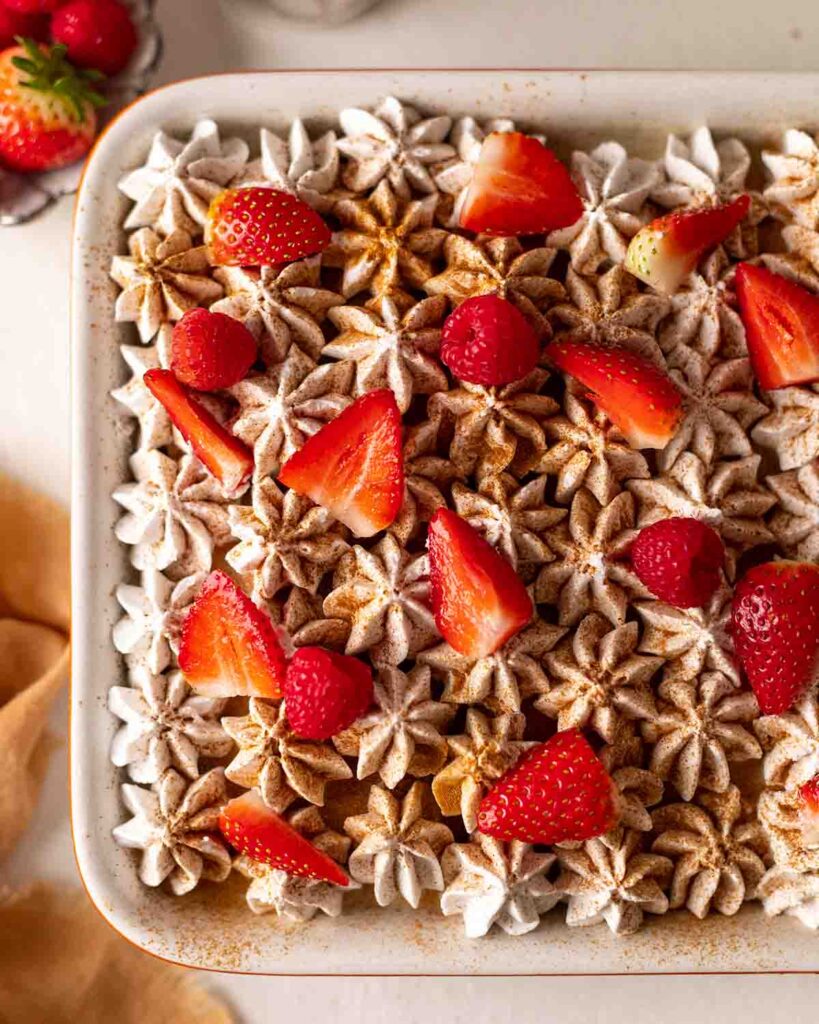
[107,105,819,939]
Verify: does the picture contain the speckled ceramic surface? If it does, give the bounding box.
[71,70,819,973]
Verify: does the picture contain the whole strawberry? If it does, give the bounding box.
[1,0,62,12]
[52,0,138,77]
[732,560,819,715]
[171,307,257,391]
[285,646,373,741]
[630,516,725,608]
[477,728,618,845]
[0,38,104,172]
[440,293,539,387]
[0,9,47,49]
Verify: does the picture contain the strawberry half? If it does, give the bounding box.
[547,338,683,450]
[427,507,532,659]
[171,307,257,391]
[143,368,253,494]
[735,262,819,390]
[629,517,725,609]
[477,728,619,844]
[459,131,583,236]
[625,195,750,293]
[219,791,349,886]
[278,389,403,538]
[178,570,287,699]
[799,777,819,849]
[731,560,819,715]
[206,186,332,267]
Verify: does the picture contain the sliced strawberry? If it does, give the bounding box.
[477,728,619,844]
[731,560,819,715]
[459,131,583,236]
[547,339,683,450]
[630,517,725,608]
[143,368,253,494]
[219,791,349,886]
[206,186,332,267]
[735,262,819,390]
[799,777,819,849]
[285,647,373,740]
[278,389,403,538]
[178,570,287,699]
[427,507,532,659]
[625,195,750,293]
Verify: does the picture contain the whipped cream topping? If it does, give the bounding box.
[323,295,447,413]
[755,694,819,790]
[547,142,659,273]
[431,709,534,833]
[758,787,819,874]
[441,833,560,938]
[766,460,819,561]
[394,417,458,544]
[111,326,173,451]
[269,586,350,652]
[338,96,454,198]
[238,120,340,214]
[537,614,661,744]
[222,697,351,813]
[211,259,343,364]
[762,128,819,229]
[419,617,565,716]
[752,384,819,472]
[112,767,231,895]
[652,786,769,918]
[758,864,819,929]
[333,664,454,789]
[109,667,231,784]
[323,534,435,666]
[345,782,453,908]
[113,569,204,676]
[119,119,249,236]
[557,829,671,936]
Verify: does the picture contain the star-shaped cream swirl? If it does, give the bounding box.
[431,709,534,833]
[337,96,454,197]
[652,786,770,918]
[752,384,819,472]
[225,476,348,601]
[762,128,819,229]
[534,488,647,627]
[267,586,350,652]
[766,460,819,561]
[110,228,222,343]
[556,829,671,936]
[755,694,819,791]
[238,120,341,213]
[229,346,353,481]
[546,142,659,273]
[641,672,761,801]
[113,451,232,579]
[322,294,447,413]
[424,234,564,339]
[109,668,232,784]
[344,782,453,908]
[392,417,458,544]
[441,834,560,938]
[333,665,454,789]
[324,179,447,310]
[323,534,435,666]
[761,225,819,293]
[418,616,565,716]
[118,119,249,236]
[211,259,343,364]
[222,698,352,813]
[112,767,231,896]
[757,864,819,930]
[757,787,819,875]
[111,326,173,451]
[536,614,661,744]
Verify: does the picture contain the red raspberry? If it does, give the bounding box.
[630,516,725,608]
[441,293,540,387]
[51,0,137,76]
[0,7,48,45]
[1,0,62,12]
[284,647,373,741]
[170,308,257,391]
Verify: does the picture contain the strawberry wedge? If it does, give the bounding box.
[547,339,683,450]
[427,507,532,659]
[459,131,583,236]
[278,389,404,538]
[219,791,349,886]
[144,368,253,494]
[735,263,819,390]
[625,195,750,293]
[178,570,287,698]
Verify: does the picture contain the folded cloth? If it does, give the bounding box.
[0,473,232,1024]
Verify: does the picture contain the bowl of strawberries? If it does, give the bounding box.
[0,0,161,224]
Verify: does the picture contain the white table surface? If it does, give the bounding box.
[3,0,818,1018]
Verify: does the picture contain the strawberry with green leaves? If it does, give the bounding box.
[0,37,104,172]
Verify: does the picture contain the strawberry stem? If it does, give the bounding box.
[11,37,106,123]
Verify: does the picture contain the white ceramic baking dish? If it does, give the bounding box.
[71,69,819,974]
